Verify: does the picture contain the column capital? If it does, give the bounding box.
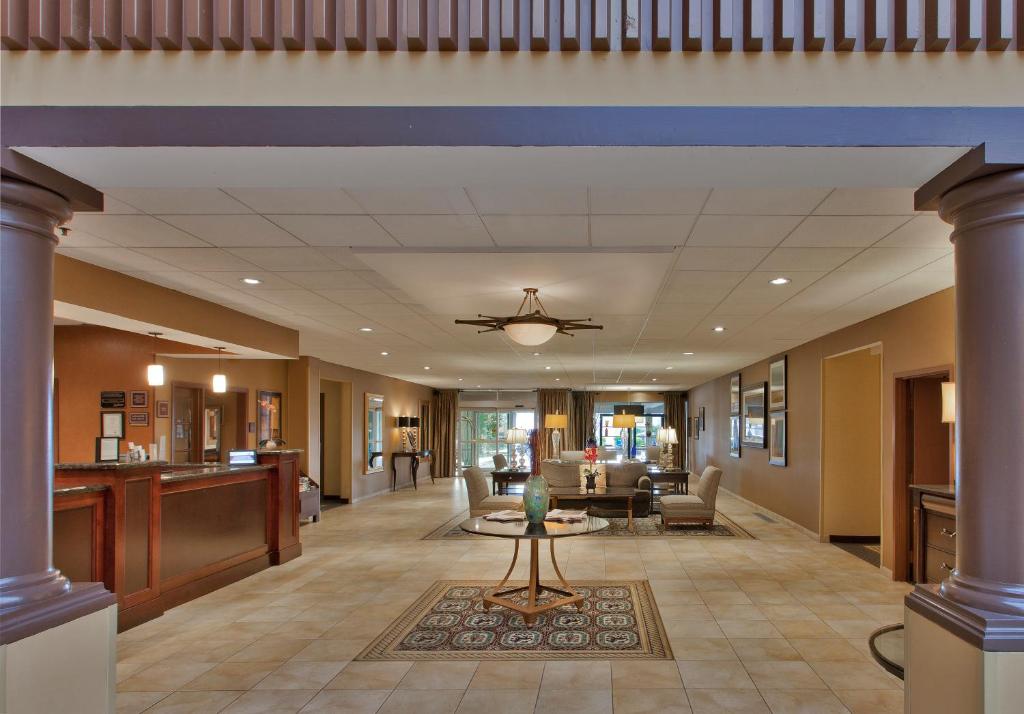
[0,177,73,242]
[939,168,1024,238]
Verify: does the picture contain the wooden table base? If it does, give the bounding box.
[483,538,583,625]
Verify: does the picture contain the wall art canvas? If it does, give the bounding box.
[729,416,741,458]
[130,390,149,408]
[100,390,125,409]
[730,374,741,415]
[741,383,767,449]
[769,411,787,466]
[769,356,787,411]
[128,411,149,427]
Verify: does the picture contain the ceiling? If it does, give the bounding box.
[19,146,963,391]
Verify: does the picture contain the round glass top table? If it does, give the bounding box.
[460,516,609,624]
[869,624,905,680]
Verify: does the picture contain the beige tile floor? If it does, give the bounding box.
[116,477,907,713]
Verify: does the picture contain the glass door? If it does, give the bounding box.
[458,408,535,472]
[597,412,664,458]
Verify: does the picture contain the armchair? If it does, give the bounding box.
[661,466,722,527]
[492,453,508,470]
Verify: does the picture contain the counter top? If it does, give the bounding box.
[55,484,111,496]
[257,449,303,455]
[909,483,955,497]
[56,461,168,472]
[160,464,273,484]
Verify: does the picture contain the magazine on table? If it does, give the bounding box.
[544,509,588,523]
[482,510,526,522]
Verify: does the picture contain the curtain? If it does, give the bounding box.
[430,389,459,478]
[663,391,686,469]
[536,388,571,462]
[569,390,596,450]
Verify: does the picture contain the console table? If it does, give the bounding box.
[391,450,432,491]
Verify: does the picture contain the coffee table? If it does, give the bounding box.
[460,516,609,624]
[549,486,638,532]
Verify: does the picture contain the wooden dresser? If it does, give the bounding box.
[910,484,957,584]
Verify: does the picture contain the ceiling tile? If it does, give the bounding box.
[702,188,831,215]
[267,215,400,247]
[874,214,951,249]
[758,247,861,272]
[349,303,419,318]
[222,188,365,214]
[316,288,397,305]
[57,230,118,248]
[277,271,375,290]
[308,247,373,269]
[257,290,337,308]
[57,247,181,272]
[467,187,588,215]
[667,271,747,289]
[781,215,910,247]
[375,215,494,247]
[590,215,696,246]
[69,214,208,248]
[196,271,298,290]
[588,188,710,214]
[159,214,304,247]
[687,215,802,247]
[225,247,342,271]
[347,188,476,214]
[103,188,252,214]
[835,247,952,275]
[133,247,259,271]
[482,215,589,246]
[676,246,772,271]
[813,188,917,215]
[98,196,142,214]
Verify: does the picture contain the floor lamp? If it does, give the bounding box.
[612,414,634,461]
[545,412,567,460]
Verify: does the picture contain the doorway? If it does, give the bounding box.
[171,384,202,463]
[893,367,953,581]
[319,378,352,502]
[821,345,883,564]
[201,388,247,462]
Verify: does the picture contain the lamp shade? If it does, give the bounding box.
[941,382,956,424]
[612,414,635,429]
[147,363,165,387]
[408,416,420,428]
[397,416,411,428]
[657,427,678,445]
[211,373,227,393]
[503,322,558,346]
[505,427,528,444]
[545,413,568,429]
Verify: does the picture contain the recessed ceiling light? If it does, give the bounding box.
[545,366,552,370]
[532,352,542,356]
[458,378,464,381]
[652,378,658,382]
[380,351,389,356]
[713,326,726,333]
[665,366,673,370]
[476,385,482,388]
[683,352,695,356]
[769,277,791,285]
[423,366,431,370]
[555,378,561,381]
[359,327,373,332]
[241,277,262,285]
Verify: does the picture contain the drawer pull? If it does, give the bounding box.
[941,528,957,538]
[941,562,954,571]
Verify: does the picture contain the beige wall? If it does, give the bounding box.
[821,347,882,539]
[320,380,343,498]
[687,288,955,571]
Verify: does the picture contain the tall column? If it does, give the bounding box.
[937,169,1024,616]
[0,178,113,645]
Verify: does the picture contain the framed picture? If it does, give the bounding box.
[693,418,700,441]
[128,411,149,427]
[741,382,768,449]
[130,390,149,408]
[729,416,741,458]
[730,374,741,415]
[101,411,125,438]
[769,356,787,411]
[100,390,125,409]
[769,411,787,466]
[258,391,283,443]
[156,400,170,418]
[95,436,120,462]
[699,406,706,431]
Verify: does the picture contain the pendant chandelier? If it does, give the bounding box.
[146,332,164,386]
[211,347,227,393]
[455,288,602,346]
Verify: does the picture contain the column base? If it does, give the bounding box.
[0,581,115,646]
[0,603,117,714]
[905,598,1024,713]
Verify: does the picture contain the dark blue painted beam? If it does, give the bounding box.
[1,106,1021,148]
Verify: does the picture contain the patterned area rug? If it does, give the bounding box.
[357,580,672,660]
[422,511,752,540]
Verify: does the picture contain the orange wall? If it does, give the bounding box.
[686,288,955,572]
[54,325,290,463]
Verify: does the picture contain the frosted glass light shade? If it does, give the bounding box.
[942,382,956,423]
[147,363,165,387]
[503,322,558,346]
[612,414,635,429]
[212,373,227,393]
[657,427,678,445]
[505,427,528,444]
[545,413,568,429]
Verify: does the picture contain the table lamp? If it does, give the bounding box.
[506,427,529,470]
[657,426,678,468]
[612,414,635,460]
[545,412,568,460]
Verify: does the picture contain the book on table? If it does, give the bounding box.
[544,509,588,523]
[482,510,526,522]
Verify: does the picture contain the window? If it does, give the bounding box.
[596,409,664,457]
[458,408,535,472]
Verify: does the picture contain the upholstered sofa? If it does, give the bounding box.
[464,466,523,517]
[539,460,652,518]
[661,466,722,527]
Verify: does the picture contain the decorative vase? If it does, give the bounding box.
[522,474,550,524]
[585,472,597,492]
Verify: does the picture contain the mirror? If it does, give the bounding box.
[204,406,221,457]
[365,393,385,473]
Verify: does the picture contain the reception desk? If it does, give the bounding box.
[53,449,302,630]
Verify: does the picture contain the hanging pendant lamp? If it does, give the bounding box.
[212,347,227,393]
[454,288,602,346]
[146,332,165,386]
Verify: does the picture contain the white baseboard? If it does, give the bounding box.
[718,486,820,541]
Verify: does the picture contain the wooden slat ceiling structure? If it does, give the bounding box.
[1,0,1020,52]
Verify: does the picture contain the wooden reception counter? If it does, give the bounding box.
[53,449,302,630]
